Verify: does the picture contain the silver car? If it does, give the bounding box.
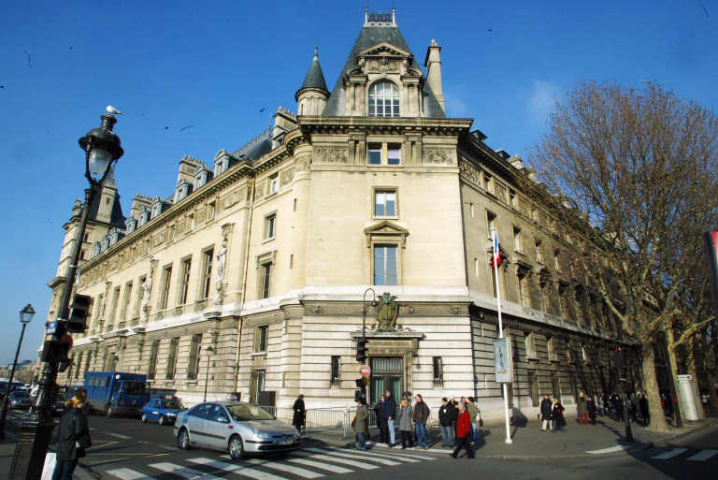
[173,402,300,460]
[9,391,32,409]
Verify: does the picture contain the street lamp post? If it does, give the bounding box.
[360,288,376,402]
[0,304,36,438]
[9,111,123,480]
[203,346,215,402]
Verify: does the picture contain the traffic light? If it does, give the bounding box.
[41,334,73,367]
[67,294,92,333]
[611,346,624,369]
[356,337,367,363]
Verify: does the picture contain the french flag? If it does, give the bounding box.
[492,231,501,268]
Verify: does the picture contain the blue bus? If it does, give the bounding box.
[84,372,149,417]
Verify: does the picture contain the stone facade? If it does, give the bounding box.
[45,10,630,421]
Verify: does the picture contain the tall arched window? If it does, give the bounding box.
[368,81,400,117]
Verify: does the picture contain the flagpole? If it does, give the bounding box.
[492,227,513,445]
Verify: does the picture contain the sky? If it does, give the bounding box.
[0,0,716,366]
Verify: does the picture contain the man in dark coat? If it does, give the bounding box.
[438,397,456,447]
[638,393,649,425]
[52,389,91,480]
[383,390,397,446]
[540,394,553,431]
[292,394,306,433]
[587,396,598,425]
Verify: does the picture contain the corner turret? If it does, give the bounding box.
[296,47,329,116]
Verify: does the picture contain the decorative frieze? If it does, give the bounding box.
[423,148,455,165]
[280,167,295,186]
[459,160,481,186]
[313,146,348,164]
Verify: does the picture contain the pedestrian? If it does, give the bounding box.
[398,398,414,449]
[598,394,605,416]
[639,393,649,425]
[292,394,306,434]
[52,389,91,480]
[375,395,389,444]
[577,392,588,424]
[613,394,624,421]
[451,401,475,459]
[412,393,430,449]
[438,397,456,447]
[352,398,370,450]
[587,396,597,425]
[540,394,553,431]
[383,390,397,446]
[551,398,566,432]
[628,395,637,423]
[466,397,480,445]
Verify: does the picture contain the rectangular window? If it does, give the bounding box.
[255,325,268,353]
[524,332,537,359]
[528,370,540,407]
[331,355,341,384]
[265,214,276,239]
[539,280,548,312]
[250,369,266,404]
[374,189,397,217]
[551,372,561,401]
[432,356,443,381]
[160,265,172,309]
[535,239,543,263]
[558,283,571,320]
[387,144,401,165]
[166,337,179,380]
[120,282,133,321]
[486,211,497,239]
[187,334,203,380]
[513,226,522,252]
[147,339,160,380]
[269,175,279,194]
[259,262,272,299]
[180,258,192,304]
[135,277,145,318]
[368,143,382,165]
[201,248,213,299]
[109,287,120,329]
[547,337,558,362]
[483,172,492,192]
[207,201,216,220]
[373,244,398,285]
[517,269,530,307]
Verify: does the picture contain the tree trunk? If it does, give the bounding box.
[665,328,684,426]
[641,346,671,432]
[686,335,706,419]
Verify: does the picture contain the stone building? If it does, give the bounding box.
[46,10,627,420]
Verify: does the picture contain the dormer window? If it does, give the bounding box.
[214,157,229,176]
[92,242,101,257]
[100,235,110,252]
[138,207,150,226]
[194,169,213,189]
[126,216,137,234]
[368,81,400,117]
[174,180,192,203]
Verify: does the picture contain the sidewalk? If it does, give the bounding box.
[0,432,97,480]
[308,415,711,460]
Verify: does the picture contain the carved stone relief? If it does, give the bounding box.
[423,148,455,165]
[280,167,295,186]
[295,156,311,172]
[459,161,481,186]
[313,146,348,164]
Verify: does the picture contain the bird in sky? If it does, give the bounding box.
[106,105,123,115]
[259,107,266,113]
[179,125,194,132]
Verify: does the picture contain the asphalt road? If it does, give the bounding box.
[6,410,718,480]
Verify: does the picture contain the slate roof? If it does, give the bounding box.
[323,25,445,118]
[298,49,328,94]
[232,128,272,161]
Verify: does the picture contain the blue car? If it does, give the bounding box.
[141,397,186,426]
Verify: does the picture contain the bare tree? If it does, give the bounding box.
[532,82,718,432]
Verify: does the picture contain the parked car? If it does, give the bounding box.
[173,402,300,459]
[9,390,32,409]
[141,397,186,425]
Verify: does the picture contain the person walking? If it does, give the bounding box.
[466,397,479,445]
[638,393,649,425]
[540,394,553,431]
[451,401,475,459]
[52,389,91,480]
[292,394,306,434]
[587,396,597,425]
[383,390,397,446]
[397,398,414,449]
[412,394,430,449]
[577,392,588,425]
[551,398,566,432]
[375,395,389,444]
[438,397,456,447]
[598,394,606,416]
[352,398,370,450]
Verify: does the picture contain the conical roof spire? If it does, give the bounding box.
[297,46,328,96]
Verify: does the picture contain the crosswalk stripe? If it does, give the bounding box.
[332,447,422,462]
[106,468,155,480]
[149,462,224,479]
[651,448,688,460]
[246,459,323,478]
[286,458,353,474]
[687,449,718,462]
[304,448,401,466]
[187,458,288,480]
[293,450,378,470]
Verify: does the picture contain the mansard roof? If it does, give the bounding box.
[232,128,272,161]
[298,48,328,95]
[322,23,446,118]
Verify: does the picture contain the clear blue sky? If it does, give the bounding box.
[0,0,716,366]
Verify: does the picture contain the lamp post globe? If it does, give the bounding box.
[78,113,124,184]
[20,303,35,324]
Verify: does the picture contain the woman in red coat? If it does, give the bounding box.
[452,401,475,459]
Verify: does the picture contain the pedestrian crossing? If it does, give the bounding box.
[648,447,718,462]
[106,446,440,480]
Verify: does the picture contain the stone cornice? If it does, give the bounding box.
[298,116,473,137]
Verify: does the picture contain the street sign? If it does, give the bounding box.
[46,321,58,335]
[360,365,371,377]
[494,337,513,383]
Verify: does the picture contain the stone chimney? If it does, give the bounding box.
[424,39,445,113]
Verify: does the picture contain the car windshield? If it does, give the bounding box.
[123,381,147,395]
[226,404,274,422]
[164,399,185,409]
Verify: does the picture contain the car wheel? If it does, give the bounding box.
[177,428,191,450]
[141,413,148,423]
[158,415,166,426]
[228,435,246,460]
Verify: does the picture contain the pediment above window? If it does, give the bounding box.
[357,42,411,59]
[364,220,409,248]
